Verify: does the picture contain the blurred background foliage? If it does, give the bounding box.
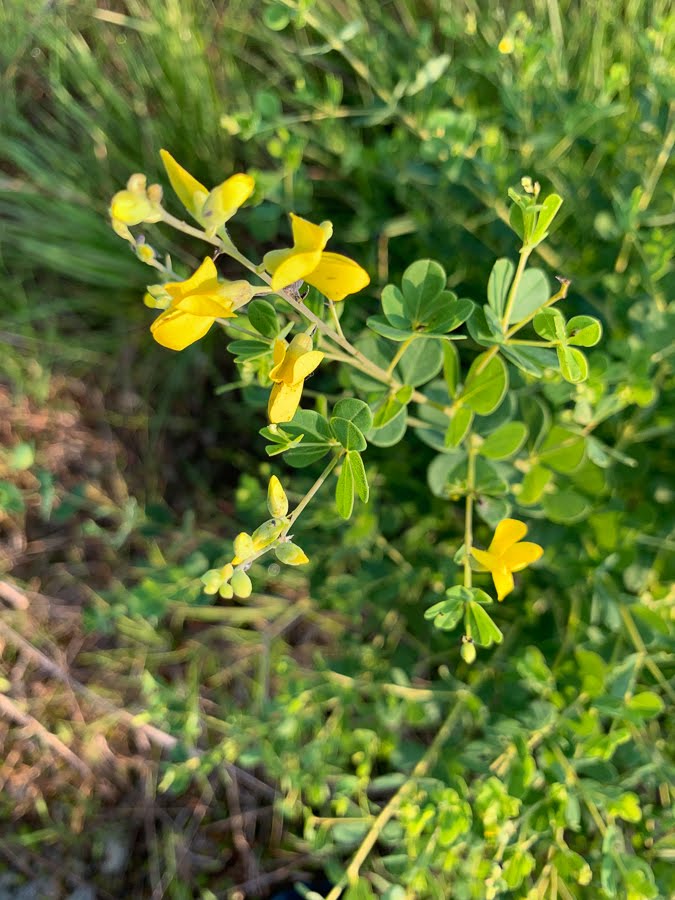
[0,1,673,898]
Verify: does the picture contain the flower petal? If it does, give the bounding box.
[150,308,214,350]
[164,258,219,301]
[269,249,323,292]
[286,350,324,383]
[304,252,370,302]
[174,294,236,317]
[289,213,333,252]
[488,518,528,556]
[471,548,497,571]
[268,380,304,424]
[503,541,543,572]
[160,149,208,219]
[492,564,515,602]
[202,173,255,232]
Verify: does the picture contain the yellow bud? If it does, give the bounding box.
[136,244,156,263]
[252,518,285,550]
[231,569,252,599]
[219,563,234,582]
[498,36,514,54]
[233,532,255,561]
[267,476,289,518]
[218,583,234,600]
[275,542,309,566]
[126,173,147,193]
[146,183,163,204]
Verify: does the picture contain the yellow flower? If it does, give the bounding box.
[150,257,254,351]
[263,213,370,302]
[159,149,254,236]
[470,518,543,601]
[110,174,163,241]
[268,333,324,424]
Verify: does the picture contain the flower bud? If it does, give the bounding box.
[275,542,309,566]
[218,582,234,600]
[233,532,255,562]
[231,568,252,599]
[201,569,222,595]
[461,637,477,665]
[267,476,289,518]
[252,518,285,550]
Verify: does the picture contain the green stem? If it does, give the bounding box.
[386,336,414,376]
[501,246,532,331]
[463,442,477,588]
[286,453,341,530]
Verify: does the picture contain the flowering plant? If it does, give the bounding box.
[110,152,607,667]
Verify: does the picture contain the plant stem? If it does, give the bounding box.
[501,246,532,331]
[463,442,477,588]
[286,454,341,530]
[386,336,414,376]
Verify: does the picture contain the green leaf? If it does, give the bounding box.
[533,307,566,342]
[607,792,642,823]
[517,465,552,505]
[537,426,585,473]
[332,398,373,433]
[465,600,503,647]
[366,314,414,341]
[369,407,408,447]
[626,691,665,720]
[467,305,501,346]
[461,352,508,415]
[372,395,405,429]
[282,411,333,467]
[423,294,474,334]
[347,450,369,503]
[381,283,406,322]
[508,268,550,324]
[567,315,603,347]
[501,344,558,376]
[487,258,515,318]
[424,588,468,631]
[401,259,446,323]
[558,345,589,383]
[473,457,510,496]
[227,338,271,362]
[443,342,460,397]
[398,338,443,386]
[529,193,563,246]
[427,450,467,497]
[479,422,528,459]
[335,458,355,519]
[542,489,591,523]
[330,417,367,451]
[247,298,278,338]
[445,407,473,447]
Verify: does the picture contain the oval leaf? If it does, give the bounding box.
[462,352,508,415]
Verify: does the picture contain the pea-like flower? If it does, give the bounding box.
[263,213,370,302]
[150,257,254,351]
[110,174,163,241]
[470,518,543,601]
[268,333,324,424]
[160,149,254,237]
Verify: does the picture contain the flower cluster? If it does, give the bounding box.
[109,150,369,425]
[200,477,309,600]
